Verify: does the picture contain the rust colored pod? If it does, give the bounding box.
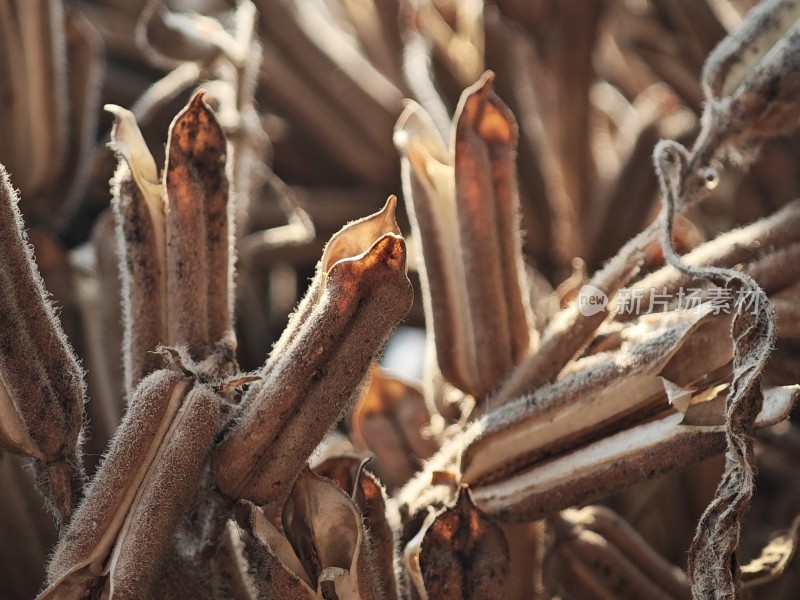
[213,198,413,507]
[394,72,532,400]
[164,92,230,357]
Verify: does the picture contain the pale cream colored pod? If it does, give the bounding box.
[106,105,168,393]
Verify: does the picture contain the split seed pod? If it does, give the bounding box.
[236,468,392,599]
[394,71,533,399]
[213,197,413,506]
[107,91,232,392]
[42,368,221,599]
[350,367,440,489]
[0,165,85,525]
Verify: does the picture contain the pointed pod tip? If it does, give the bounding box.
[103,103,126,118]
[189,89,208,109]
[382,194,398,220]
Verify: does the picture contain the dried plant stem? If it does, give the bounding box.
[655,140,775,598]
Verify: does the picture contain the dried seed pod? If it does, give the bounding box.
[104,385,221,599]
[544,506,690,600]
[463,309,734,488]
[108,92,233,379]
[690,0,800,173]
[107,106,168,393]
[236,468,392,599]
[138,0,234,67]
[0,0,68,201]
[488,224,646,409]
[0,165,85,525]
[470,386,797,521]
[353,467,403,600]
[406,485,509,599]
[350,367,439,489]
[394,71,532,400]
[165,92,230,357]
[702,0,800,101]
[545,507,690,600]
[43,368,222,599]
[213,198,413,507]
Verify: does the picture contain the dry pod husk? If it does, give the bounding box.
[42,368,221,599]
[0,165,85,527]
[0,0,102,228]
[394,71,533,400]
[108,90,234,391]
[236,467,394,599]
[404,484,509,599]
[470,385,796,522]
[462,308,735,489]
[350,366,439,489]
[677,0,800,198]
[544,506,690,600]
[701,0,800,141]
[213,197,413,507]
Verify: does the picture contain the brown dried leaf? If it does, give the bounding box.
[235,500,316,599]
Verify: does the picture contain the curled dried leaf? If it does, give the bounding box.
[237,468,392,599]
